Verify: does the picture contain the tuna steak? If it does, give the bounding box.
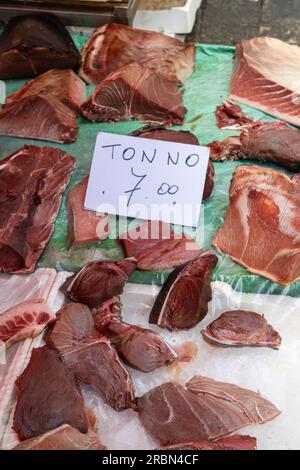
[212,165,300,285]
[0,14,80,79]
[81,63,186,126]
[201,310,281,349]
[230,37,300,127]
[80,23,195,84]
[0,299,54,349]
[160,435,257,450]
[67,176,109,249]
[149,251,218,330]
[13,346,88,441]
[130,125,215,200]
[47,302,135,411]
[0,145,75,273]
[65,258,136,309]
[13,424,106,450]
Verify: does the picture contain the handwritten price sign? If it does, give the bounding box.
[84,132,210,227]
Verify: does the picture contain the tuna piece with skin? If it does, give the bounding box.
[65,258,136,309]
[80,23,195,84]
[13,424,106,450]
[0,145,75,274]
[230,37,300,127]
[149,251,218,330]
[0,299,54,349]
[81,63,186,126]
[160,435,257,450]
[212,165,300,285]
[0,14,80,79]
[67,176,109,249]
[47,302,135,411]
[137,378,279,445]
[201,310,281,349]
[209,122,300,172]
[130,125,215,200]
[13,346,88,441]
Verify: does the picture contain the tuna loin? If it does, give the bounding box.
[209,122,300,172]
[0,14,80,79]
[149,251,218,330]
[13,424,106,450]
[65,258,136,309]
[201,310,281,349]
[212,165,300,285]
[0,145,75,273]
[47,302,135,411]
[137,378,279,445]
[230,37,300,127]
[81,63,186,126]
[67,176,109,249]
[13,346,88,441]
[131,125,215,200]
[160,435,257,450]
[0,299,54,349]
[80,23,195,84]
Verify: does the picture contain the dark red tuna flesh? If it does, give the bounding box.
[130,125,215,200]
[65,258,136,309]
[137,378,279,445]
[96,316,177,373]
[201,310,281,349]
[0,14,80,79]
[0,145,75,273]
[47,302,135,411]
[81,63,186,126]
[215,100,254,129]
[13,346,88,441]
[149,251,218,330]
[160,435,257,450]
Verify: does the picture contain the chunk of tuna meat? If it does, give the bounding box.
[0,299,54,349]
[209,122,300,172]
[0,14,80,79]
[149,251,218,330]
[137,379,279,445]
[67,176,109,249]
[80,23,195,84]
[118,220,202,271]
[65,258,136,309]
[47,302,135,411]
[81,63,186,126]
[130,125,215,200]
[13,346,88,441]
[230,37,300,127]
[0,145,75,273]
[6,69,86,113]
[13,424,106,450]
[215,100,254,129]
[201,310,281,349]
[160,435,257,450]
[212,165,300,285]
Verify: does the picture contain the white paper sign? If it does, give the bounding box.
[84,132,210,227]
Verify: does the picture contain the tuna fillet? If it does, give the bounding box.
[0,299,54,349]
[230,37,300,127]
[212,165,300,285]
[80,23,195,84]
[201,310,281,349]
[13,346,88,441]
[149,251,218,330]
[0,14,80,79]
[47,302,135,411]
[0,145,75,273]
[81,63,186,126]
[67,176,109,249]
[160,435,257,450]
[13,424,106,450]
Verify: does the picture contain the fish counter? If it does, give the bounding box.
[0,14,300,451]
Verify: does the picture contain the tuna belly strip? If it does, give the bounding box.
[212,165,300,285]
[160,435,257,450]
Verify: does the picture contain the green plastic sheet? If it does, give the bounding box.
[0,37,299,296]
